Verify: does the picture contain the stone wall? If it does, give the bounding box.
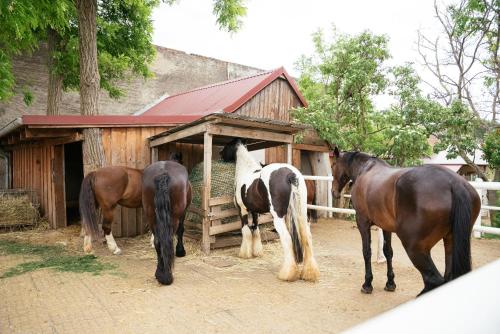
[0,45,264,126]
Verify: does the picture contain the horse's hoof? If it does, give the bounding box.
[278,263,300,282]
[176,248,186,257]
[83,245,93,254]
[361,285,373,294]
[384,283,396,292]
[113,248,122,255]
[301,260,320,282]
[155,272,173,286]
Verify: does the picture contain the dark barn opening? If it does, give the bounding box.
[64,142,84,225]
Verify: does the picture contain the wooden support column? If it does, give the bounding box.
[287,143,293,165]
[202,132,212,254]
[151,147,158,163]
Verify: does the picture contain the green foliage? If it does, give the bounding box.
[294,29,434,166]
[483,129,500,169]
[294,29,390,151]
[0,239,117,278]
[212,0,247,32]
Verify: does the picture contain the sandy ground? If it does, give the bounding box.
[1,218,499,334]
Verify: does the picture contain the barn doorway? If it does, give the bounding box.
[64,142,84,225]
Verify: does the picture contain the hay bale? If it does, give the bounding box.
[0,191,39,227]
[186,160,236,225]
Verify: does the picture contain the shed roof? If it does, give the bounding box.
[140,67,307,117]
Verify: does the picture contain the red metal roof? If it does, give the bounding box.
[21,115,201,127]
[141,67,307,117]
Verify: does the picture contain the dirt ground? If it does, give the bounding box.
[1,218,499,334]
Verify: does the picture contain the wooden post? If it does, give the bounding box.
[287,143,292,165]
[202,132,213,254]
[151,147,158,163]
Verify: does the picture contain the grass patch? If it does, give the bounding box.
[482,233,500,240]
[0,239,118,278]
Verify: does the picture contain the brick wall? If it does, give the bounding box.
[0,45,264,127]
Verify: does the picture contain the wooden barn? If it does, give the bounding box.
[0,67,331,239]
[143,67,332,252]
[0,115,197,236]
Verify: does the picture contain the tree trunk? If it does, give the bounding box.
[458,150,489,181]
[47,28,63,116]
[76,0,105,174]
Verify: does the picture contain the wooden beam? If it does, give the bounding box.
[287,143,292,164]
[209,195,234,206]
[201,132,212,254]
[25,128,76,139]
[209,208,238,221]
[208,124,293,143]
[149,123,207,147]
[212,117,303,133]
[151,147,158,163]
[209,214,273,235]
[293,143,331,152]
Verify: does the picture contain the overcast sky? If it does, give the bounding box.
[152,0,441,77]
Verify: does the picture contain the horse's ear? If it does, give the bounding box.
[334,146,340,158]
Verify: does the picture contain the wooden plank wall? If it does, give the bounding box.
[157,142,205,173]
[100,126,168,237]
[12,145,58,228]
[235,78,303,167]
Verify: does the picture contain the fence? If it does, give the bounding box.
[303,175,500,237]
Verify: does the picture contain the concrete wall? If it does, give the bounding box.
[0,45,264,127]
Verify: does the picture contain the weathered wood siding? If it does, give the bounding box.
[11,145,65,228]
[100,127,168,237]
[235,78,303,166]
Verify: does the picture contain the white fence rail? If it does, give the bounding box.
[303,175,500,237]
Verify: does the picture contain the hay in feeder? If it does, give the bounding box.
[186,160,236,225]
[0,191,39,227]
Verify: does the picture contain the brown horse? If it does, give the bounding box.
[305,179,317,223]
[80,166,143,255]
[332,148,481,296]
[142,160,192,285]
[79,153,183,255]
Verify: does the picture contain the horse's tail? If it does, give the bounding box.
[287,173,305,264]
[79,172,100,240]
[450,182,473,280]
[154,173,175,285]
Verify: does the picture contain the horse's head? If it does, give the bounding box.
[169,152,183,164]
[220,138,245,162]
[331,147,352,199]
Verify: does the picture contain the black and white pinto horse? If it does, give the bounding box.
[221,139,320,282]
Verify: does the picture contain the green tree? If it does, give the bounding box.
[293,29,432,166]
[294,29,390,152]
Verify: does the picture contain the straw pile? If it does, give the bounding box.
[0,192,39,227]
[186,160,236,225]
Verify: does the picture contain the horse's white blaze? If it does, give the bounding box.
[239,225,253,258]
[252,227,263,257]
[105,232,122,255]
[150,233,155,248]
[83,235,92,253]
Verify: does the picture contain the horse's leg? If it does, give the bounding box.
[175,212,186,257]
[153,234,165,281]
[273,214,299,282]
[251,213,263,257]
[297,211,320,282]
[238,206,253,259]
[102,207,122,255]
[150,233,155,248]
[357,215,373,294]
[83,235,93,253]
[383,230,396,292]
[403,244,444,296]
[443,233,453,282]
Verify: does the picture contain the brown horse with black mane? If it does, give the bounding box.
[142,160,192,285]
[332,148,481,296]
[79,153,183,255]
